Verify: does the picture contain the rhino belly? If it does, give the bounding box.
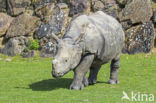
[96,32,124,63]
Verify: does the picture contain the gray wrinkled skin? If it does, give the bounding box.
[52,11,125,90]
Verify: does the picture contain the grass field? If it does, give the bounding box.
[0,53,156,103]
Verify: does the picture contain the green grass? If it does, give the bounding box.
[0,53,156,103]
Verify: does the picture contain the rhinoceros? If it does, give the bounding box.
[51,11,125,90]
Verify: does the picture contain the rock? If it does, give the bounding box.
[103,0,119,18]
[22,50,35,58]
[39,37,58,50]
[35,3,69,52]
[32,0,56,9]
[116,0,132,5]
[0,37,4,48]
[7,0,32,16]
[1,36,30,56]
[49,3,69,35]
[120,20,132,30]
[24,9,34,16]
[91,0,119,18]
[119,0,153,24]
[35,2,55,22]
[6,13,41,38]
[5,58,12,62]
[69,0,90,17]
[0,0,6,12]
[0,13,13,37]
[152,11,156,24]
[40,42,56,57]
[123,22,155,54]
[35,3,69,39]
[154,28,156,48]
[39,37,49,47]
[57,0,70,4]
[154,36,156,48]
[35,23,51,39]
[0,58,2,60]
[152,2,156,25]
[91,0,104,12]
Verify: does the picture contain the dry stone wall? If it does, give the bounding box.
[0,0,155,57]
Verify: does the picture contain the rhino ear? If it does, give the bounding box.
[73,23,88,44]
[73,32,84,44]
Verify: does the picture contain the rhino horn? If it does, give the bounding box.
[51,33,60,44]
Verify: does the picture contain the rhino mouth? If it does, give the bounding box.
[52,70,69,78]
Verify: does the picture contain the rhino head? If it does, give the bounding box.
[51,34,83,78]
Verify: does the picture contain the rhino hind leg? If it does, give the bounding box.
[88,65,101,85]
[70,55,94,90]
[108,56,120,84]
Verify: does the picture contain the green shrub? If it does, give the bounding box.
[29,39,40,50]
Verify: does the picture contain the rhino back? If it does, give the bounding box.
[85,11,125,62]
[64,11,125,62]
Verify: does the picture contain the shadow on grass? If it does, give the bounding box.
[96,81,109,84]
[16,79,108,91]
[28,78,72,91]
[28,80,108,91]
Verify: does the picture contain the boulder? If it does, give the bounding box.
[154,36,156,48]
[1,36,30,56]
[153,11,156,23]
[57,0,70,4]
[22,50,35,58]
[5,13,41,38]
[35,23,51,39]
[32,0,56,9]
[40,42,56,57]
[154,28,156,48]
[103,0,119,18]
[91,0,104,12]
[0,37,4,48]
[120,20,132,30]
[39,37,49,47]
[0,13,13,37]
[0,0,6,12]
[116,0,132,5]
[34,2,55,22]
[7,0,32,16]
[91,0,119,18]
[35,3,69,57]
[35,3,69,39]
[152,1,156,29]
[123,22,155,54]
[69,0,90,17]
[119,0,153,24]
[48,3,69,35]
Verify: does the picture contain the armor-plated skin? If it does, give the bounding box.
[52,11,125,90]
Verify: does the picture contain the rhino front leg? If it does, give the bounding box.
[82,76,88,87]
[70,55,94,90]
[88,65,101,85]
[108,57,120,84]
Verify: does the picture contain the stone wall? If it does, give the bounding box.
[0,0,156,57]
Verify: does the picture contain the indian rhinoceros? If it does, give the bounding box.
[51,11,125,90]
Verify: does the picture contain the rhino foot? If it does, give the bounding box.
[88,78,97,85]
[70,82,84,90]
[83,77,88,87]
[108,79,119,84]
